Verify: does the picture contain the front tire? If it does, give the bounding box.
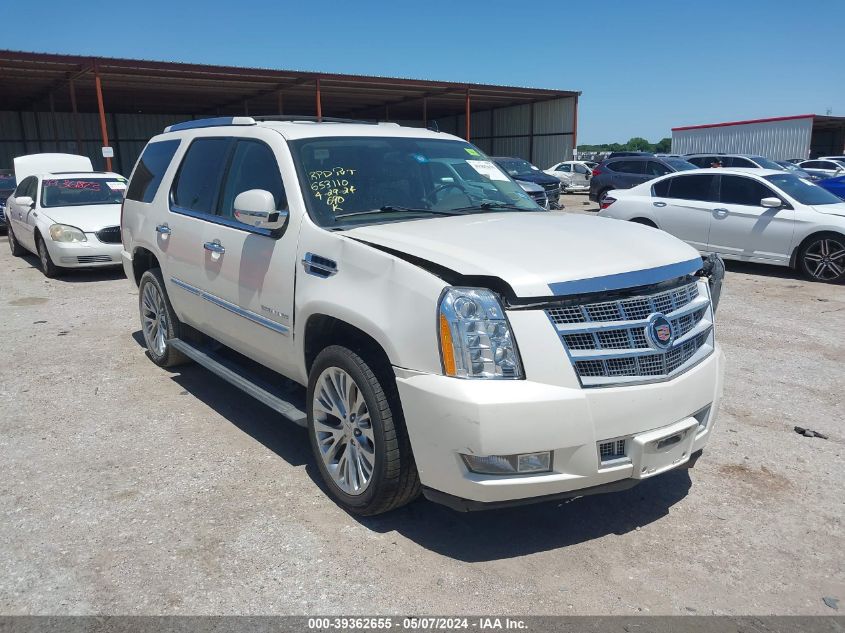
[798,233,845,283]
[138,268,188,367]
[36,233,61,278]
[307,345,420,515]
[7,223,24,256]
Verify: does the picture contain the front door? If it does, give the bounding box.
[707,174,795,262]
[8,176,38,251]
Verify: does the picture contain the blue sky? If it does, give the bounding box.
[6,0,843,144]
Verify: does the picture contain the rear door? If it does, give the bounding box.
[609,160,647,189]
[707,174,794,262]
[650,173,718,251]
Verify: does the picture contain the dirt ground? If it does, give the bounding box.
[1,212,843,615]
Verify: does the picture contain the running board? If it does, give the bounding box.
[168,338,308,427]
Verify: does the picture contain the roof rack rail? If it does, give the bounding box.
[251,115,378,125]
[164,116,256,133]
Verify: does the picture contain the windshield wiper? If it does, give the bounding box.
[334,205,461,218]
[450,202,531,213]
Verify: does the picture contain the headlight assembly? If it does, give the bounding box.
[438,287,523,379]
[49,224,87,243]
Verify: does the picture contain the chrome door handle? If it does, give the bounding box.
[653,201,667,207]
[203,241,225,254]
[155,224,172,235]
[713,208,729,218]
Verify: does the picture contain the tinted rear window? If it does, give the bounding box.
[172,138,232,214]
[608,160,644,174]
[126,140,180,203]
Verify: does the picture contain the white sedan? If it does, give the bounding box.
[545,160,595,192]
[6,154,126,277]
[597,168,845,283]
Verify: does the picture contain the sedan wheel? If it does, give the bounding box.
[312,366,376,496]
[800,235,845,282]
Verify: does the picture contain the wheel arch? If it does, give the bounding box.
[303,312,395,380]
[630,217,658,228]
[131,247,161,286]
[789,229,845,268]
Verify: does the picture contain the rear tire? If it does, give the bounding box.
[7,223,24,256]
[307,345,420,515]
[797,232,845,283]
[36,233,61,278]
[138,268,189,367]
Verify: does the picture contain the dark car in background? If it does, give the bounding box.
[0,170,15,232]
[607,151,654,159]
[492,157,562,209]
[588,156,696,202]
[685,154,784,170]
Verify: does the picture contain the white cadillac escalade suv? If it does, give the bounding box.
[121,116,726,515]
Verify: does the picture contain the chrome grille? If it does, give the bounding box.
[546,279,714,387]
[77,255,113,263]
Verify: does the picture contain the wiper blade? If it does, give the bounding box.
[450,202,530,212]
[334,205,460,218]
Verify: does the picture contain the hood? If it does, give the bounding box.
[811,202,845,218]
[345,212,703,299]
[39,204,121,232]
[13,153,93,183]
[512,171,559,186]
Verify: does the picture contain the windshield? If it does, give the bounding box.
[751,156,785,170]
[494,158,539,177]
[665,158,697,171]
[764,173,844,206]
[289,137,540,228]
[41,177,127,208]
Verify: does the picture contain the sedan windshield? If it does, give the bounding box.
[751,156,785,170]
[764,173,843,205]
[289,137,540,228]
[41,178,127,208]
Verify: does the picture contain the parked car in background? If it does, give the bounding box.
[606,151,654,159]
[6,153,126,277]
[786,158,806,164]
[817,175,845,200]
[598,168,845,283]
[0,169,15,232]
[492,157,562,208]
[798,159,845,180]
[774,160,821,181]
[516,180,550,209]
[685,154,784,170]
[589,156,697,202]
[544,160,594,193]
[120,116,725,515]
[819,155,845,162]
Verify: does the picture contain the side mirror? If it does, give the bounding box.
[761,197,783,208]
[233,189,288,231]
[15,195,34,208]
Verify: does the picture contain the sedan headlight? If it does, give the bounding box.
[49,224,87,243]
[438,287,523,379]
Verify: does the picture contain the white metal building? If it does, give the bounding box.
[671,114,845,160]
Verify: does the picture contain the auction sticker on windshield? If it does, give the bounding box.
[466,160,507,181]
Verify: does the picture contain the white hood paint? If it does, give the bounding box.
[345,212,702,298]
[39,204,121,232]
[811,202,845,217]
[13,153,93,183]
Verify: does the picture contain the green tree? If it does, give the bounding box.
[655,137,672,153]
[626,137,654,152]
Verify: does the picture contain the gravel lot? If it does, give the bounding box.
[1,207,843,615]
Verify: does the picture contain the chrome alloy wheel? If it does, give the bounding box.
[312,367,375,496]
[141,281,169,357]
[804,237,845,281]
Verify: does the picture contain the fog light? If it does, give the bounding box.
[461,451,552,475]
